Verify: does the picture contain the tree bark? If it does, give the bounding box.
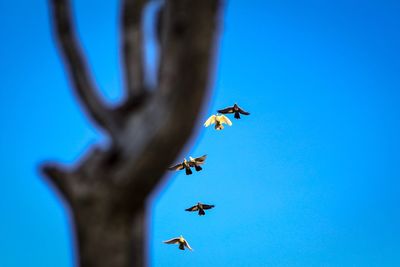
[43,0,223,266]
[74,203,146,267]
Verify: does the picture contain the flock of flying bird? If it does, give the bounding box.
[163,103,250,251]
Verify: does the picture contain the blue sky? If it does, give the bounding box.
[1,0,400,266]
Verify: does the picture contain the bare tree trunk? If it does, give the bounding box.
[42,0,223,266]
[74,203,146,267]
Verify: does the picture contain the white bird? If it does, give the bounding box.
[204,114,232,130]
[163,235,193,251]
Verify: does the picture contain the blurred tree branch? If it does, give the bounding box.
[42,0,222,266]
[121,0,146,99]
[49,0,117,133]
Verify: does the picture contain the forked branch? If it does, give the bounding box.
[50,0,115,131]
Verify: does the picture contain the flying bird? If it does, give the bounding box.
[204,114,232,130]
[168,155,207,175]
[218,103,250,119]
[168,158,192,175]
[188,155,207,172]
[163,235,193,251]
[185,202,215,216]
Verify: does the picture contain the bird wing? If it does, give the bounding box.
[183,239,193,251]
[217,106,234,114]
[163,237,180,244]
[185,205,199,212]
[238,106,250,115]
[168,163,184,171]
[193,154,207,164]
[201,204,215,210]
[204,115,216,127]
[218,115,232,126]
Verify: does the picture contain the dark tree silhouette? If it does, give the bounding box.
[40,0,222,266]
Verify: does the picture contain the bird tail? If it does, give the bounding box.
[216,124,224,130]
[179,243,185,250]
[198,209,205,216]
[234,112,241,119]
[185,168,193,175]
[194,165,202,172]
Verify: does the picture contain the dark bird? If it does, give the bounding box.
[168,158,192,175]
[163,235,193,251]
[185,202,215,216]
[218,103,250,119]
[168,155,207,175]
[204,114,232,130]
[188,155,207,172]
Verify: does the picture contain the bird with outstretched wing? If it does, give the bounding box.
[204,114,232,130]
[218,103,250,119]
[185,202,215,216]
[163,235,193,251]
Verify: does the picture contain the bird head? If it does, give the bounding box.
[189,156,195,161]
[179,235,184,242]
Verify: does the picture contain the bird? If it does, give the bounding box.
[185,202,215,216]
[217,103,250,119]
[168,158,192,175]
[163,235,193,251]
[204,114,232,130]
[168,155,207,175]
[188,154,207,172]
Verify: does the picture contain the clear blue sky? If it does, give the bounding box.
[1,0,400,266]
